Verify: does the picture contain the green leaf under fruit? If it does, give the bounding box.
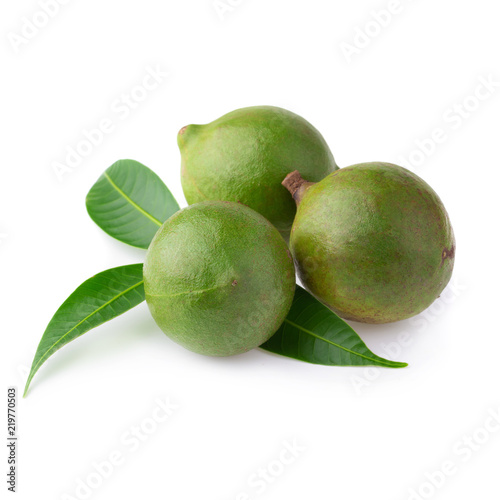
[86,159,180,249]
[24,264,146,396]
[261,286,408,368]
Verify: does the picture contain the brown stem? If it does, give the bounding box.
[282,170,315,205]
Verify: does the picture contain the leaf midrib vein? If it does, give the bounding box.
[283,318,400,367]
[103,172,162,227]
[25,280,144,393]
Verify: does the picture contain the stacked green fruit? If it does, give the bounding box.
[143,201,295,356]
[176,106,455,326]
[282,163,455,323]
[178,105,337,240]
[25,106,458,398]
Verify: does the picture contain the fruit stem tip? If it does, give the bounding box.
[282,170,314,205]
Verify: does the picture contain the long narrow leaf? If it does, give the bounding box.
[24,264,145,396]
[261,286,407,368]
[86,159,179,249]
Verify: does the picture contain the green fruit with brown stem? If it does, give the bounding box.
[283,162,455,323]
[143,200,296,356]
[178,105,338,240]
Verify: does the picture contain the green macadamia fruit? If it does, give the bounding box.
[143,201,296,356]
[179,105,338,240]
[283,162,455,324]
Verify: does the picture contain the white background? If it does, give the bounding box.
[1,1,499,499]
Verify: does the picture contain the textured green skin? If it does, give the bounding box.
[179,106,337,237]
[143,201,296,356]
[290,163,455,323]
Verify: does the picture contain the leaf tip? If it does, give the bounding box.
[394,361,408,368]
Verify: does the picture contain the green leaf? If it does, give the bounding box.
[24,264,145,396]
[261,286,408,368]
[86,159,180,249]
